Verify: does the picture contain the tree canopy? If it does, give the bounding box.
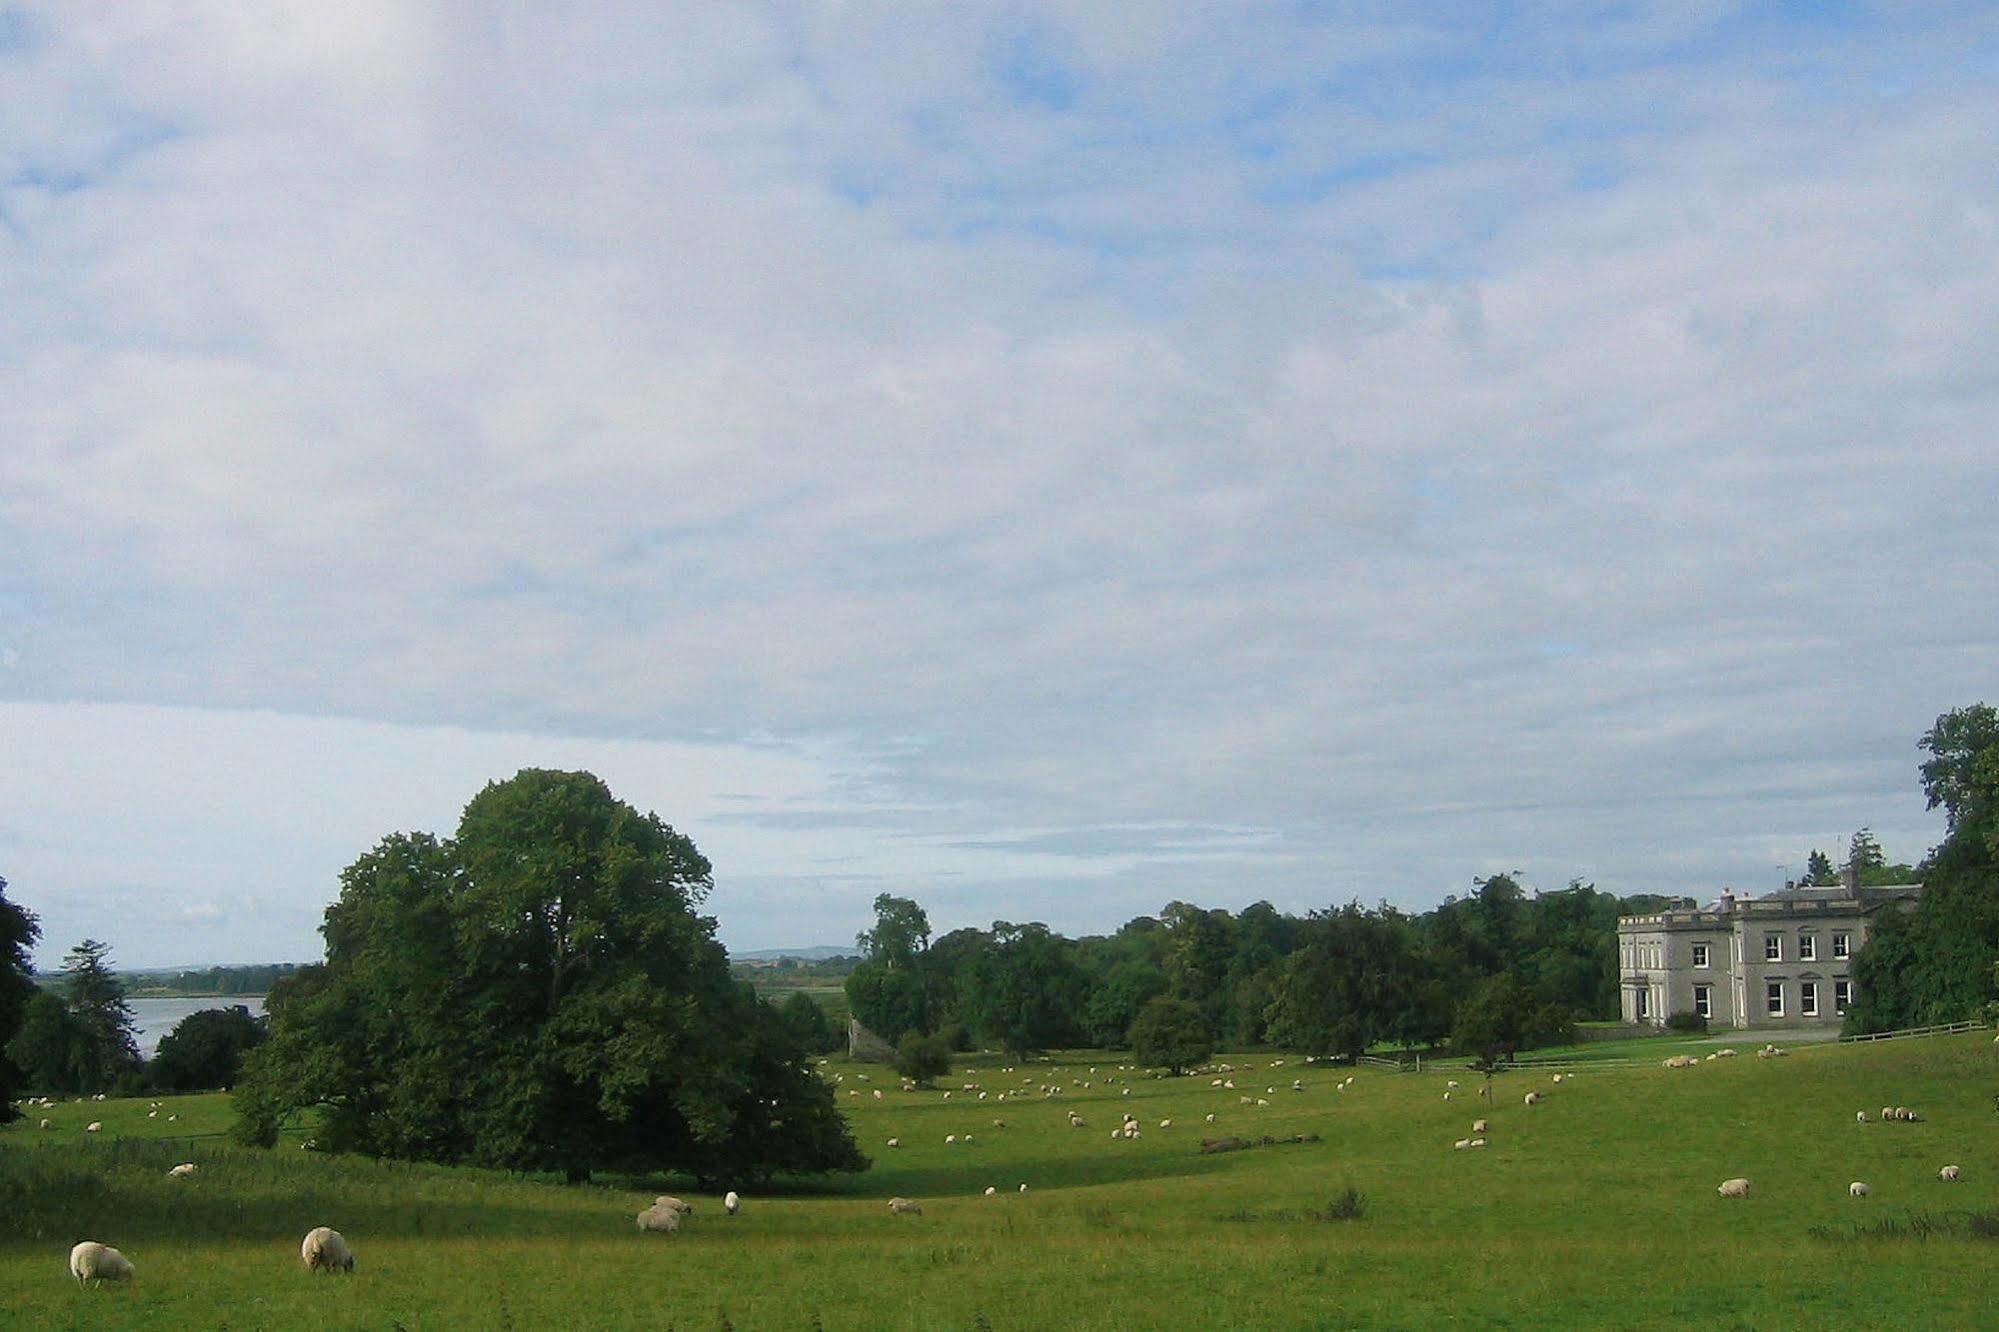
[150,1004,266,1092]
[234,769,866,1185]
[0,877,40,1118]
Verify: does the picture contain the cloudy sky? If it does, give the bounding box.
[3,3,1995,969]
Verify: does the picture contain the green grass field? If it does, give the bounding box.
[5,1032,1997,1329]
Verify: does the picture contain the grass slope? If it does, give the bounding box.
[4,1033,1997,1329]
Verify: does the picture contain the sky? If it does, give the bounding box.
[3,3,1996,970]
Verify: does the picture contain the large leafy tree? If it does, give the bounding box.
[150,1005,267,1092]
[959,920,1085,1055]
[0,876,38,1118]
[234,770,866,1185]
[1846,706,1999,1033]
[1128,996,1212,1074]
[61,939,140,1091]
[1263,902,1423,1060]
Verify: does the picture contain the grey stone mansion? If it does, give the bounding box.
[1616,877,1922,1030]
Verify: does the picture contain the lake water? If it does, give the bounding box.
[128,996,267,1059]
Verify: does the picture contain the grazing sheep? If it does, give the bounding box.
[1453,1138,1471,1150]
[1204,1112,1216,1123]
[1940,1165,1963,1182]
[1443,1092,1452,1101]
[39,1118,50,1129]
[886,1137,901,1148]
[1849,1181,1869,1198]
[300,1227,355,1273]
[637,1204,681,1234]
[1882,1106,1894,1121]
[983,1186,996,1196]
[654,1196,693,1214]
[723,1191,740,1215]
[1018,1183,1028,1193]
[167,1163,196,1179]
[69,1241,134,1287]
[1717,1178,1750,1198]
[1471,1119,1490,1134]
[1159,1119,1173,1129]
[887,1197,923,1216]
[1469,1137,1486,1148]
[945,1134,957,1144]
[85,1122,101,1133]
[1856,1110,1868,1123]
[1523,1092,1540,1106]
[1446,1080,1460,1089]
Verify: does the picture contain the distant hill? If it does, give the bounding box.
[732,946,857,962]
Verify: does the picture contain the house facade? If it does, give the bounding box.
[1616,880,1921,1030]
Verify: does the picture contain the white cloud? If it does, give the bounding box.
[1,5,1988,964]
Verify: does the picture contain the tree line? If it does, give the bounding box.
[842,878,1689,1065]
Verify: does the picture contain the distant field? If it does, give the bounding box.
[5,1032,1998,1328]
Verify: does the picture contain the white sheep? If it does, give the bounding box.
[1522,1092,1540,1106]
[167,1163,197,1179]
[1204,1112,1216,1123]
[887,1197,923,1216]
[945,1134,957,1144]
[1158,1119,1173,1129]
[300,1226,355,1273]
[1717,1178,1750,1198]
[1940,1165,1962,1182]
[1018,1183,1028,1193]
[1469,1137,1486,1148]
[983,1185,996,1196]
[637,1205,681,1234]
[1453,1138,1471,1150]
[39,1118,50,1129]
[85,1122,102,1133]
[1471,1119,1490,1134]
[69,1241,134,1286]
[1446,1080,1460,1089]
[654,1196,693,1214]
[886,1137,900,1148]
[723,1191,741,1215]
[1849,1181,1869,1198]
[1856,1110,1868,1123]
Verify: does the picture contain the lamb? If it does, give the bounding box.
[69,1241,134,1286]
[301,1226,355,1273]
[637,1204,681,1233]
[887,1197,923,1216]
[167,1163,197,1179]
[1849,1181,1869,1198]
[724,1191,741,1215]
[1717,1178,1750,1198]
[1940,1165,1962,1182]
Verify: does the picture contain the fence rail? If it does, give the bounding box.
[1839,1019,1989,1043]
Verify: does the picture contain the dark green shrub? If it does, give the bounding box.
[1664,1010,1708,1034]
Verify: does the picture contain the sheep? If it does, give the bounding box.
[1471,1119,1489,1134]
[85,1122,101,1133]
[69,1241,134,1286]
[886,1137,901,1148]
[723,1191,741,1215]
[887,1197,923,1216]
[983,1186,997,1196]
[1446,1080,1460,1089]
[1018,1183,1028,1193]
[1849,1181,1870,1198]
[1443,1092,1452,1101]
[654,1196,693,1214]
[300,1226,355,1273]
[167,1163,197,1179]
[637,1204,681,1233]
[1882,1106,1894,1121]
[1717,1178,1750,1198]
[1523,1092,1540,1106]
[1940,1165,1962,1182]
[1469,1137,1487,1148]
[1453,1138,1472,1150]
[1204,1112,1216,1123]
[1158,1119,1173,1129]
[1856,1110,1868,1123]
[992,1118,1007,1129]
[39,1118,50,1129]
[945,1134,957,1144]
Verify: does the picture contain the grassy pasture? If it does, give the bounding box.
[4,1033,1997,1328]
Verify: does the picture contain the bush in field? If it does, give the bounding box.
[233,769,867,1186]
[1664,1009,1708,1034]
[1128,996,1212,1074]
[895,1031,952,1086]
